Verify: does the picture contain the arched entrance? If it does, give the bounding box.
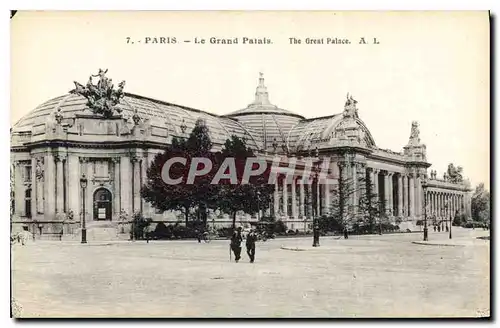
[93,188,112,221]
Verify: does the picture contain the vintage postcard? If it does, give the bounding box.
[10,11,490,318]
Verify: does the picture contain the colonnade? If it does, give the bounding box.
[268,161,470,224]
[425,191,469,222]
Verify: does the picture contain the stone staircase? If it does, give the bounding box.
[398,221,417,232]
[61,221,129,241]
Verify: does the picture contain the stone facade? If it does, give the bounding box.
[10,72,472,235]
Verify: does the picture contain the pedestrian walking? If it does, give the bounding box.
[246,229,257,263]
[343,227,349,239]
[230,227,243,263]
[195,228,202,243]
[433,225,436,232]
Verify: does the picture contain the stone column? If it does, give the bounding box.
[282,178,288,218]
[120,156,133,216]
[385,172,393,216]
[55,154,65,214]
[67,155,80,217]
[323,180,330,215]
[409,174,415,219]
[307,183,313,218]
[446,193,452,220]
[112,158,120,218]
[389,173,394,216]
[44,153,56,220]
[357,163,367,214]
[403,175,408,217]
[132,156,141,214]
[291,178,297,219]
[430,192,434,216]
[447,193,453,219]
[352,163,358,213]
[14,161,24,218]
[397,174,403,217]
[435,193,438,216]
[373,169,379,202]
[299,179,305,218]
[30,158,37,217]
[141,154,149,215]
[35,158,44,215]
[460,194,464,214]
[453,193,457,217]
[273,179,279,217]
[381,172,388,215]
[316,178,321,216]
[86,159,93,222]
[437,193,442,220]
[451,194,455,218]
[436,192,439,217]
[414,174,421,219]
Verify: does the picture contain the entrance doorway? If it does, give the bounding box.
[93,188,112,221]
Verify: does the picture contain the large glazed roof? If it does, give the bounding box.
[12,92,263,149]
[287,96,377,152]
[224,73,304,153]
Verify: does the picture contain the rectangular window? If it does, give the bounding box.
[24,165,32,182]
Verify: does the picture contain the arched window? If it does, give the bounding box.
[25,188,32,218]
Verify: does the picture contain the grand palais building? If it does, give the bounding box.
[10,70,473,239]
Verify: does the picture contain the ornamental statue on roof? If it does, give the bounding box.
[71,69,126,118]
[343,93,358,118]
[408,121,421,145]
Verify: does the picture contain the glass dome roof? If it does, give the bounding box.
[224,73,304,153]
[12,92,263,150]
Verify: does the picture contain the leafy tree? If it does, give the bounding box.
[471,183,490,222]
[215,135,274,229]
[329,166,366,231]
[358,173,384,234]
[141,119,220,226]
[130,212,152,240]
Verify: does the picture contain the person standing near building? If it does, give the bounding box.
[246,229,257,263]
[230,227,243,263]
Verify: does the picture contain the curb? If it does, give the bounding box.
[280,246,310,251]
[411,241,465,247]
[280,246,333,251]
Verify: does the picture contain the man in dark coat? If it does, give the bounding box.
[343,226,349,239]
[230,227,243,263]
[246,229,257,263]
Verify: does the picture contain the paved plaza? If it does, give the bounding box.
[11,228,490,318]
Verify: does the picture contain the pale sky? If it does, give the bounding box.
[10,11,490,189]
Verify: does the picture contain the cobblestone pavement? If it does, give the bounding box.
[11,228,490,318]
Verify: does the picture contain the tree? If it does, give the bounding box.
[130,212,152,240]
[329,165,364,232]
[141,119,220,226]
[471,183,490,222]
[358,173,384,234]
[215,135,274,229]
[328,164,386,235]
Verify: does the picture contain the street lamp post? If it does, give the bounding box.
[257,190,261,221]
[443,201,452,239]
[312,162,320,247]
[449,204,453,240]
[422,181,428,241]
[80,174,88,244]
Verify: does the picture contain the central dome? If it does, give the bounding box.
[224,73,304,154]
